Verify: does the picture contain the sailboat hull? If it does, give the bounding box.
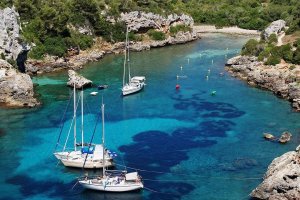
[61,158,114,169]
[55,144,114,169]
[122,83,144,96]
[54,151,81,160]
[79,180,143,192]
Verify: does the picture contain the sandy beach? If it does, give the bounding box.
[193,25,261,35]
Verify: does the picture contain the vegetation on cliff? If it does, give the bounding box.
[241,36,300,66]
[1,0,300,59]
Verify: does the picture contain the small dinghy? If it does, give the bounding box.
[90,92,98,96]
[98,85,108,90]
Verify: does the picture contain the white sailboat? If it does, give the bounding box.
[54,85,114,169]
[122,27,146,96]
[78,103,144,192]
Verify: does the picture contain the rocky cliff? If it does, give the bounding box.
[250,151,300,199]
[0,7,30,72]
[263,20,286,40]
[225,56,300,111]
[0,59,39,107]
[67,70,92,89]
[120,11,194,32]
[26,11,199,75]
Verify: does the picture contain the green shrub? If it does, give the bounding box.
[268,33,278,44]
[289,65,296,70]
[258,45,272,61]
[280,44,293,62]
[170,24,191,36]
[265,55,281,65]
[294,39,300,48]
[147,29,166,41]
[65,32,94,50]
[129,32,143,41]
[241,39,261,56]
[7,58,17,68]
[269,44,293,63]
[28,44,46,59]
[292,48,300,64]
[44,37,67,57]
[0,53,5,60]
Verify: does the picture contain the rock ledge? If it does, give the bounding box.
[0,59,39,107]
[250,151,300,200]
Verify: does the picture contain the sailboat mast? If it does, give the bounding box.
[81,89,84,148]
[101,101,105,176]
[123,27,128,87]
[127,27,131,81]
[73,84,77,151]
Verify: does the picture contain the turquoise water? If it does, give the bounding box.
[1,33,299,200]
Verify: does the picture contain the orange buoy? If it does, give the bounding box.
[176,84,180,90]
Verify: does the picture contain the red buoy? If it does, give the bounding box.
[176,84,180,90]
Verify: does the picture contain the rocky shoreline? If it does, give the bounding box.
[26,30,199,75]
[225,55,300,199]
[225,55,300,111]
[0,59,39,107]
[0,6,259,108]
[250,150,300,199]
[26,25,261,75]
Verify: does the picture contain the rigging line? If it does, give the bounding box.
[63,96,81,152]
[144,187,181,197]
[81,109,102,173]
[143,177,261,181]
[112,147,191,157]
[71,180,79,190]
[54,92,73,151]
[105,119,127,172]
[114,163,263,180]
[84,96,98,135]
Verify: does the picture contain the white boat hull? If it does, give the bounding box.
[79,180,143,192]
[54,151,81,160]
[122,83,144,96]
[61,158,114,169]
[54,144,114,169]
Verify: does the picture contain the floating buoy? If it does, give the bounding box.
[211,91,216,96]
[180,65,183,70]
[208,69,211,74]
[206,75,209,80]
[176,84,180,90]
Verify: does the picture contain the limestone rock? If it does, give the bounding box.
[27,11,198,74]
[250,151,300,199]
[263,20,286,39]
[120,11,194,32]
[168,31,198,44]
[0,59,39,107]
[68,21,93,36]
[112,31,199,52]
[130,42,151,52]
[279,131,292,143]
[0,7,30,72]
[226,56,300,111]
[67,70,92,89]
